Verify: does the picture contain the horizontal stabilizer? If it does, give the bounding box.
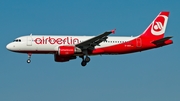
[152,36,172,45]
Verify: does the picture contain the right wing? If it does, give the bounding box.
[75,29,115,50]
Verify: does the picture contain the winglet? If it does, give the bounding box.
[111,29,116,34]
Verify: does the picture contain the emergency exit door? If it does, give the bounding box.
[136,38,142,47]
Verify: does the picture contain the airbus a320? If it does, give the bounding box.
[6,11,173,66]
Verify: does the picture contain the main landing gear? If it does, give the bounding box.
[27,53,31,63]
[80,56,91,66]
[80,50,91,66]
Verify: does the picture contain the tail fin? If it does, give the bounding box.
[139,11,170,40]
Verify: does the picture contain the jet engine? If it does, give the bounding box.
[54,46,80,62]
[58,46,76,56]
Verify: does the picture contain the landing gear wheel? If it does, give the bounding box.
[85,56,90,62]
[81,61,87,66]
[27,59,31,63]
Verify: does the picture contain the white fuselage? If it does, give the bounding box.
[6,35,136,54]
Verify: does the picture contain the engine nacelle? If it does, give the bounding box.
[58,46,75,56]
[54,46,81,62]
[54,54,77,62]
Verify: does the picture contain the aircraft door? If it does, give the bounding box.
[27,34,32,46]
[136,38,142,47]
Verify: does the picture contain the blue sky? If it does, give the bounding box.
[0,0,180,101]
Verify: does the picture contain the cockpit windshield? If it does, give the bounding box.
[13,39,21,42]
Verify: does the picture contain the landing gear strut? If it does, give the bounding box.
[27,53,31,63]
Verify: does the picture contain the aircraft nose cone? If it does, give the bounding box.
[6,44,10,50]
[6,43,13,50]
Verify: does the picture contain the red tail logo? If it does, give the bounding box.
[153,20,164,31]
[151,15,168,36]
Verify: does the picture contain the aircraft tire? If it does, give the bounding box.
[81,61,87,66]
[27,59,31,63]
[85,56,90,62]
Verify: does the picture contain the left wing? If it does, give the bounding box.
[75,29,115,50]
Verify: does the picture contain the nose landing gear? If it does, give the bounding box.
[27,53,31,63]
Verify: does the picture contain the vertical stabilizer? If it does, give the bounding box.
[139,11,170,40]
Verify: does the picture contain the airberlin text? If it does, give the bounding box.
[34,37,79,45]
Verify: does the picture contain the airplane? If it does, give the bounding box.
[6,11,173,66]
